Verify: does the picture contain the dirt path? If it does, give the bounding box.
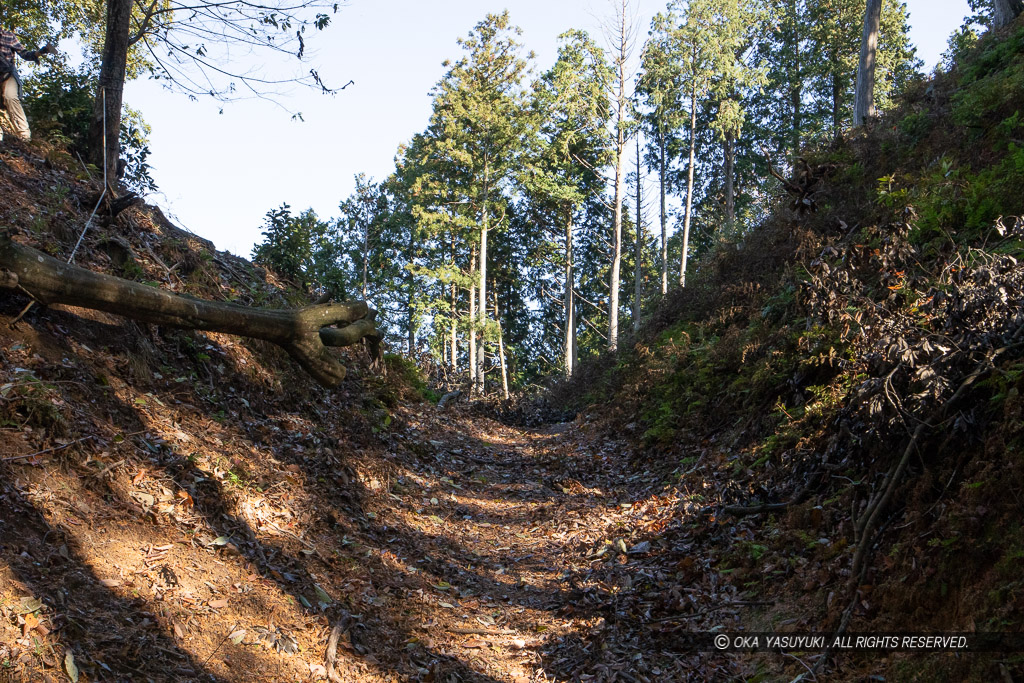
[0,384,746,683]
[347,405,724,683]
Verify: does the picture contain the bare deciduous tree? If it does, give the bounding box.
[604,0,638,351]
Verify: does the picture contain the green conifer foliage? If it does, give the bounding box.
[416,12,533,394]
[524,29,612,377]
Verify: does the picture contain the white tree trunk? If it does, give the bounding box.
[571,307,578,370]
[633,135,643,334]
[564,211,575,378]
[994,0,1024,28]
[659,133,668,296]
[468,248,477,390]
[477,235,487,395]
[476,163,489,396]
[450,284,457,374]
[608,0,630,352]
[680,89,697,288]
[610,135,624,351]
[853,0,883,126]
[723,131,735,232]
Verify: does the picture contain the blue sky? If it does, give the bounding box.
[123,0,970,256]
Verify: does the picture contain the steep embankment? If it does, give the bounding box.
[0,135,478,681]
[549,18,1024,683]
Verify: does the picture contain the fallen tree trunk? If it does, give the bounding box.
[0,235,380,388]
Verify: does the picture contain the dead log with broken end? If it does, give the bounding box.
[0,234,381,388]
[760,146,835,215]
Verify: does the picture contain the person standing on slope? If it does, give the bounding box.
[0,27,57,142]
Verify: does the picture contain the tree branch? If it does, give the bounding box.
[0,235,380,388]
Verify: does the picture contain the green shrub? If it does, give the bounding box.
[23,66,157,195]
[897,111,932,145]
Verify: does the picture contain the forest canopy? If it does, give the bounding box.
[249,0,932,394]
